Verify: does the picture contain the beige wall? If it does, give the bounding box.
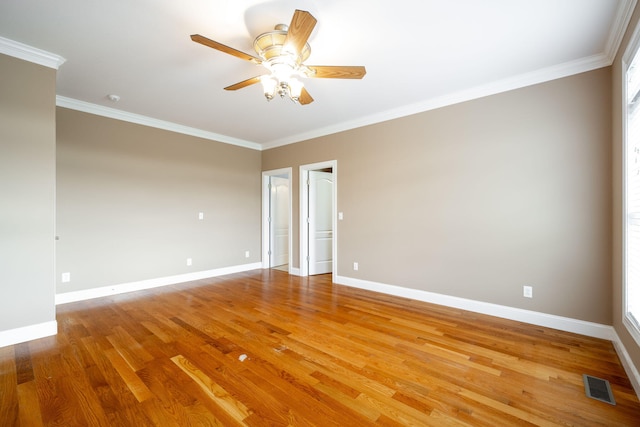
[0,54,57,331]
[612,5,640,373]
[263,68,612,324]
[56,108,261,293]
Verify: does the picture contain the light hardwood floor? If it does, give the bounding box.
[1,270,639,426]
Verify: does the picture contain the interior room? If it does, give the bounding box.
[2,0,640,424]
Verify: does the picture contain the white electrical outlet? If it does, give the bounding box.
[187,258,192,266]
[61,272,71,283]
[245,251,250,258]
[523,285,533,298]
[353,262,359,271]
[198,212,204,220]
[338,212,344,220]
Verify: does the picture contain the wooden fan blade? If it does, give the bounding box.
[307,66,367,79]
[191,34,261,63]
[283,10,317,56]
[298,87,314,105]
[224,76,262,91]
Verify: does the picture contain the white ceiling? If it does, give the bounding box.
[0,0,636,149]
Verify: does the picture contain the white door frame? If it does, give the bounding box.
[300,160,337,277]
[262,168,292,270]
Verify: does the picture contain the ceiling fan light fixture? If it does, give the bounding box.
[260,75,278,100]
[288,78,304,100]
[270,61,296,82]
[260,75,305,103]
[261,60,305,103]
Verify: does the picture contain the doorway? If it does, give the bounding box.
[300,161,337,277]
[262,168,292,272]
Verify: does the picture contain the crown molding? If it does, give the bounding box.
[56,47,615,153]
[56,96,262,151]
[262,52,611,149]
[604,0,638,64]
[0,36,65,69]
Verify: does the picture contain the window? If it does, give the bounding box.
[625,47,640,345]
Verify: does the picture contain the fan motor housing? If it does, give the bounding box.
[253,25,311,64]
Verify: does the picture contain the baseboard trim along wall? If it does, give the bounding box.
[55,262,262,305]
[335,275,612,337]
[289,267,301,276]
[612,331,640,399]
[0,320,58,348]
[334,274,640,399]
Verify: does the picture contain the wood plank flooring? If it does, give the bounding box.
[1,270,639,426]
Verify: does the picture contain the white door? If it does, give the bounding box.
[270,176,289,267]
[308,170,333,275]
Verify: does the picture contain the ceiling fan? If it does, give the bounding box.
[190,9,366,105]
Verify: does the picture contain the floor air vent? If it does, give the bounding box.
[583,374,616,405]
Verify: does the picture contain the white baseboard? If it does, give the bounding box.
[334,274,640,399]
[289,267,301,276]
[611,331,640,399]
[56,262,262,305]
[334,275,613,339]
[0,320,57,348]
